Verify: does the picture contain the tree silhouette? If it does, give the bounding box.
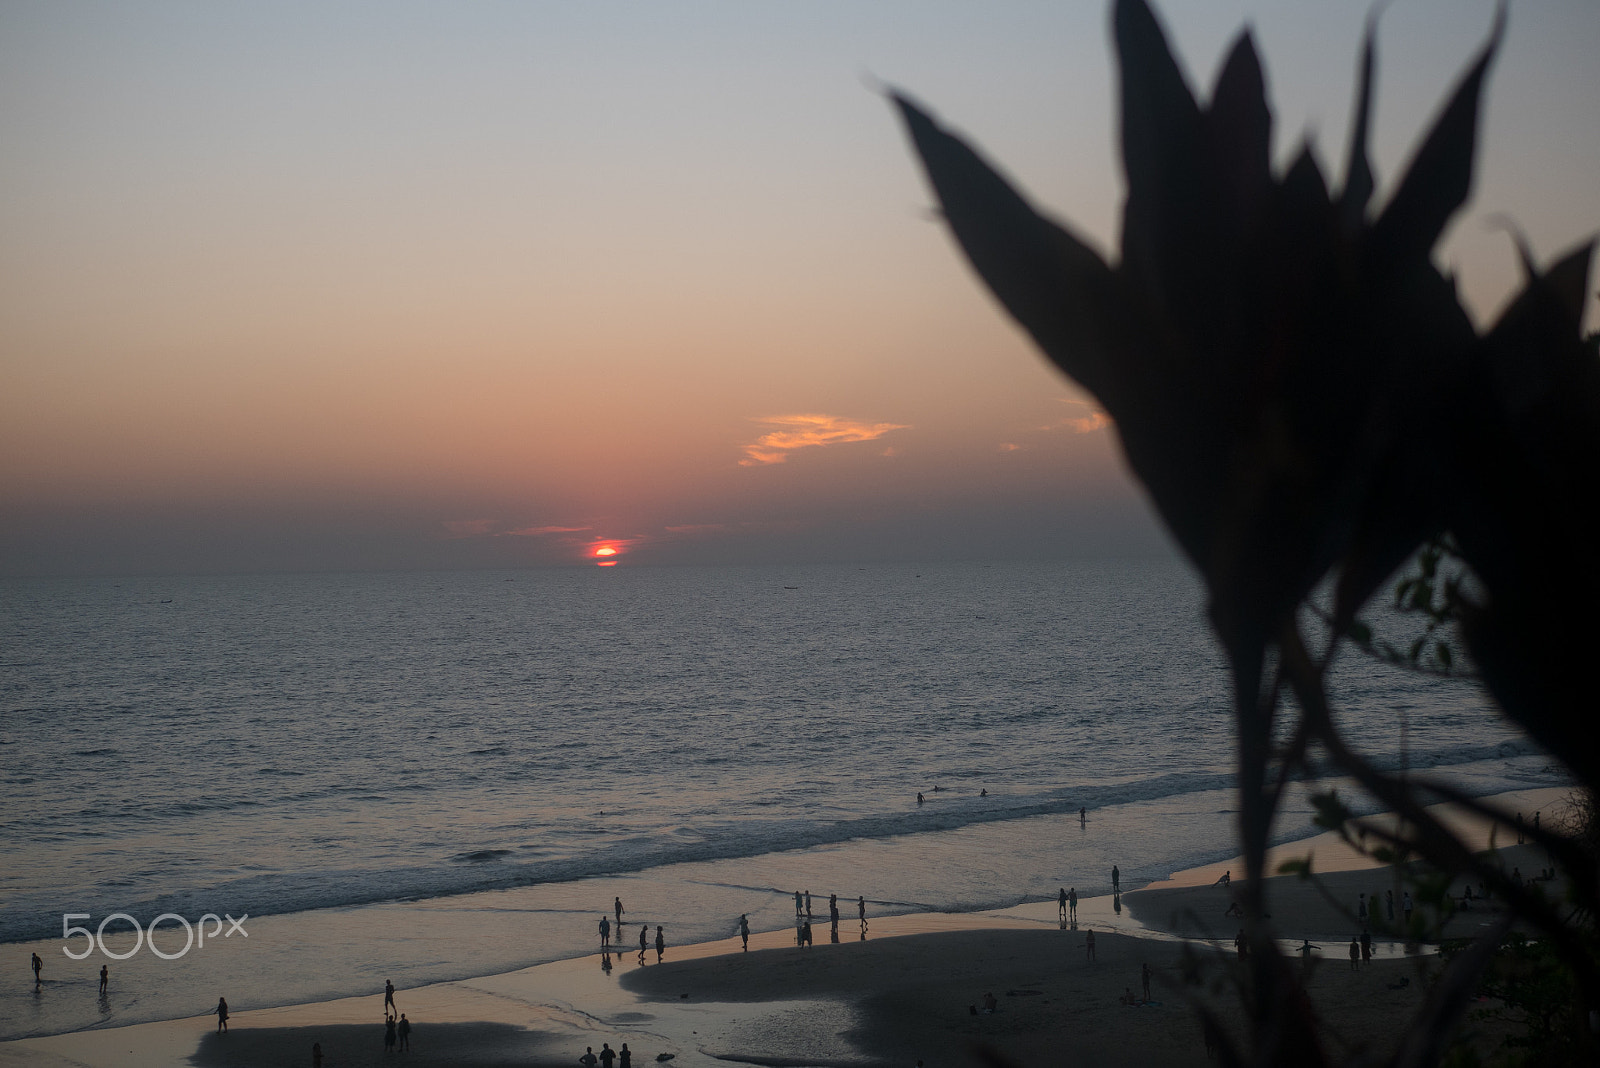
[893,1,1596,1063]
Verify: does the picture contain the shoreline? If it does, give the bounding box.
[1,786,1572,1067]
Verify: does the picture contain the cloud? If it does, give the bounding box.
[500,524,592,538]
[739,413,910,466]
[1039,399,1112,435]
[1060,409,1111,434]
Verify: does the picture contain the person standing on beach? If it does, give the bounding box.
[384,979,396,1014]
[1141,962,1152,1001]
[599,1042,616,1067]
[805,890,812,917]
[398,1013,411,1051]
[739,914,750,950]
[1068,887,1078,923]
[1348,936,1359,970]
[1112,865,1120,893]
[619,1042,632,1067]
[1079,806,1087,825]
[794,890,803,916]
[614,897,625,927]
[215,997,229,1033]
[99,964,108,994]
[857,895,867,930]
[654,925,665,962]
[599,915,611,948]
[384,1014,396,1052]
[1085,929,1096,960]
[1360,929,1372,964]
[1058,887,1067,920]
[580,1047,598,1067]
[31,953,42,986]
[639,923,648,961]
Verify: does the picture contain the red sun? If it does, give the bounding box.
[592,544,621,567]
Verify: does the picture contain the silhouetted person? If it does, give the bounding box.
[1213,870,1231,887]
[599,1042,616,1067]
[980,788,987,797]
[858,895,867,929]
[599,915,610,948]
[397,1013,410,1051]
[794,890,803,916]
[1112,865,1120,892]
[829,893,839,927]
[313,1041,322,1067]
[1079,806,1087,825]
[1058,887,1067,920]
[917,792,924,804]
[800,920,812,946]
[1360,929,1372,963]
[738,914,749,950]
[384,978,396,1013]
[614,897,625,926]
[619,1042,632,1067]
[216,997,229,1033]
[639,924,648,961]
[654,925,664,962]
[99,964,107,994]
[1348,936,1359,969]
[1403,891,1413,923]
[31,953,42,986]
[1141,962,1152,1001]
[1068,887,1078,922]
[1085,929,1096,960]
[384,1014,396,1052]
[805,890,812,917]
[580,1047,598,1067]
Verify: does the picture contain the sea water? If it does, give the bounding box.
[0,559,1561,1039]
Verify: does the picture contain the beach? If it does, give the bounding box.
[2,787,1567,1068]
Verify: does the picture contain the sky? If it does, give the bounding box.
[2,0,1595,576]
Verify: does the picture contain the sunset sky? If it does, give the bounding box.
[3,0,1595,576]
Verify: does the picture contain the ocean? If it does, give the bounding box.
[0,558,1561,1040]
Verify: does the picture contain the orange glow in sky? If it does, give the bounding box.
[0,0,1592,577]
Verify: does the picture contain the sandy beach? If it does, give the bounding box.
[1,787,1569,1068]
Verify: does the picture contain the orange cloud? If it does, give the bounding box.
[739,413,910,466]
[1039,400,1112,435]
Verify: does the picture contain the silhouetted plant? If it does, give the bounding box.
[892,0,1597,1063]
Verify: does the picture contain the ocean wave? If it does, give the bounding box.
[0,745,1561,946]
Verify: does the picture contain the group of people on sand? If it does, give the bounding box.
[792,890,869,946]
[381,979,413,1052]
[577,1040,633,1067]
[598,897,667,964]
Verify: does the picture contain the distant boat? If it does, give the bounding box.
[783,586,799,590]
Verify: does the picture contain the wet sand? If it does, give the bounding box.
[1,787,1569,1068]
